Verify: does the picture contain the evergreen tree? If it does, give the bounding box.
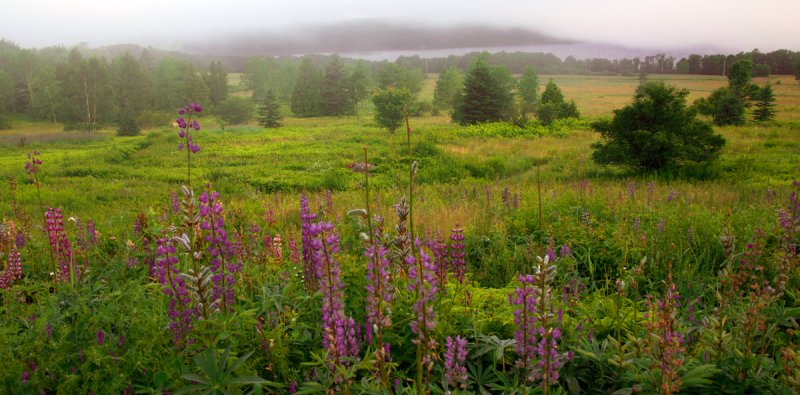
[257,90,282,128]
[517,66,539,115]
[537,80,580,125]
[321,55,348,116]
[204,61,228,108]
[454,60,513,125]
[291,57,322,117]
[752,83,777,122]
[592,81,725,171]
[727,60,755,100]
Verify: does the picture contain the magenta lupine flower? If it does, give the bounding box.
[344,316,362,358]
[45,323,52,338]
[15,231,25,249]
[155,237,196,345]
[365,243,392,345]
[97,330,105,345]
[46,208,77,283]
[545,237,556,263]
[199,188,238,311]
[407,241,438,365]
[300,193,319,292]
[443,336,468,391]
[25,150,42,177]
[449,225,466,283]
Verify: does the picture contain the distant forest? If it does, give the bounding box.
[1,37,798,130]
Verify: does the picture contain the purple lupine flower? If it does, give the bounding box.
[176,104,201,153]
[407,240,438,366]
[199,188,239,312]
[443,336,468,391]
[559,244,572,258]
[545,237,556,263]
[45,323,52,338]
[300,193,319,292]
[627,181,636,200]
[46,208,77,284]
[364,244,392,345]
[344,316,362,358]
[449,225,466,283]
[666,190,676,202]
[510,256,566,388]
[426,236,449,294]
[171,191,181,215]
[156,237,196,345]
[97,330,105,345]
[86,220,96,245]
[511,273,538,376]
[312,221,349,371]
[15,232,25,250]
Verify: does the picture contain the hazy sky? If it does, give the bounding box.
[2,0,799,52]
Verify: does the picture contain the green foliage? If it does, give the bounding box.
[176,345,272,394]
[0,115,11,130]
[116,117,141,136]
[320,55,349,116]
[155,58,209,111]
[204,61,228,108]
[537,80,580,126]
[752,83,777,122]
[214,96,253,125]
[592,81,725,171]
[695,88,746,126]
[371,87,412,133]
[454,59,513,125]
[432,67,463,112]
[376,62,424,96]
[257,90,282,128]
[291,57,322,117]
[517,66,539,115]
[727,60,754,99]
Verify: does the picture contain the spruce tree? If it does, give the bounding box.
[291,57,322,117]
[258,90,282,128]
[517,66,539,115]
[321,55,349,116]
[752,83,777,122]
[455,60,512,125]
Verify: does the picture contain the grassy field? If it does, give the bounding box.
[1,74,799,393]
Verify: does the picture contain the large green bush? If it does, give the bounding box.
[592,81,725,171]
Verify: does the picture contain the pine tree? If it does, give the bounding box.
[752,83,777,122]
[257,90,282,128]
[291,57,322,117]
[321,55,349,116]
[454,60,512,125]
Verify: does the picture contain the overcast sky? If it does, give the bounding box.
[2,0,798,53]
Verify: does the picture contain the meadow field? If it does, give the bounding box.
[0,74,799,393]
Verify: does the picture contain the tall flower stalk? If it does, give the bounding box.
[510,255,564,394]
[199,186,238,313]
[155,237,197,346]
[26,150,55,274]
[443,336,468,393]
[300,192,319,292]
[176,103,202,188]
[361,148,392,387]
[408,240,438,395]
[45,208,77,285]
